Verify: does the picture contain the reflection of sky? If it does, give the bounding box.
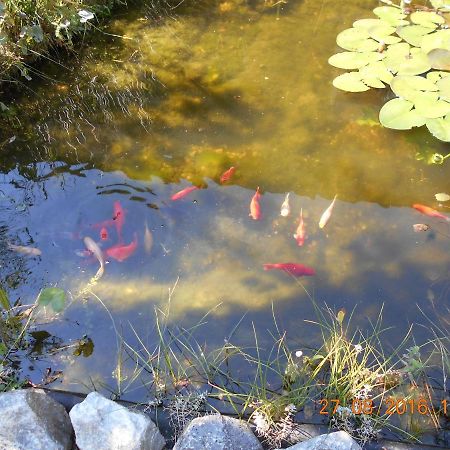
[1,0,449,394]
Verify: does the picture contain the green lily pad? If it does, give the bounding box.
[328,51,384,69]
[384,42,411,71]
[333,72,370,92]
[359,61,393,87]
[396,25,433,47]
[414,94,450,118]
[336,28,380,52]
[390,75,438,100]
[379,98,426,129]
[427,70,450,83]
[410,11,445,28]
[437,76,450,101]
[421,29,450,54]
[426,114,450,141]
[430,0,450,10]
[37,287,66,313]
[396,48,432,75]
[373,6,408,26]
[427,48,450,70]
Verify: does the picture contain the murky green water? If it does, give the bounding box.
[1,0,449,397]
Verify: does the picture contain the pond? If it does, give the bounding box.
[1,0,449,408]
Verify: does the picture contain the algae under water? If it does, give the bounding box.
[0,0,449,397]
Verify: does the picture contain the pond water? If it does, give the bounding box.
[0,0,449,400]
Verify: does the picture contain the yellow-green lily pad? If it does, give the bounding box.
[396,25,434,47]
[333,72,370,92]
[390,75,438,100]
[396,48,432,75]
[410,11,445,28]
[426,114,450,141]
[359,61,393,87]
[328,51,384,69]
[336,28,380,52]
[437,76,450,101]
[414,94,450,118]
[379,98,426,129]
[427,48,450,70]
[373,6,408,26]
[421,29,450,54]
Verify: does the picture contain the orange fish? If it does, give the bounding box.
[171,186,199,201]
[263,263,315,277]
[412,204,449,221]
[249,187,261,220]
[100,227,108,241]
[220,166,236,184]
[293,208,306,246]
[105,233,138,262]
[113,201,125,242]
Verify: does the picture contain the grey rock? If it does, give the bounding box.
[173,414,263,450]
[280,430,362,450]
[69,391,165,450]
[0,388,73,450]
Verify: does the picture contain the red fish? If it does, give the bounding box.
[249,187,261,220]
[293,208,306,246]
[412,204,449,221]
[113,201,125,241]
[105,233,138,262]
[171,186,199,201]
[220,166,236,184]
[100,227,108,241]
[90,219,115,229]
[263,263,315,277]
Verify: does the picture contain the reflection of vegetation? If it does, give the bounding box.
[329,1,449,143]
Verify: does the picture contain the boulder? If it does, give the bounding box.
[69,391,165,450]
[280,430,362,450]
[0,388,73,450]
[173,414,263,450]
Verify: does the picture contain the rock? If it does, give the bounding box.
[69,391,165,450]
[280,430,362,450]
[0,388,73,450]
[173,414,263,450]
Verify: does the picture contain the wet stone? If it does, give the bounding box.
[69,391,165,450]
[280,430,362,450]
[173,414,263,450]
[0,388,73,450]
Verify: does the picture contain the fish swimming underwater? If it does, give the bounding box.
[280,193,290,217]
[249,187,261,220]
[171,186,199,201]
[105,233,138,262]
[8,243,41,257]
[83,236,105,279]
[319,194,337,229]
[113,201,125,241]
[220,166,236,184]
[144,220,153,254]
[263,263,315,277]
[412,204,450,221]
[293,208,306,246]
[100,227,108,241]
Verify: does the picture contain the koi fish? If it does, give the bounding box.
[8,243,41,257]
[319,194,337,229]
[100,227,108,241]
[83,236,104,279]
[293,208,306,246]
[144,220,153,254]
[249,187,261,220]
[171,186,199,201]
[105,233,138,262]
[90,219,115,229]
[263,263,315,277]
[220,166,236,184]
[412,204,450,221]
[280,193,290,217]
[113,201,125,241]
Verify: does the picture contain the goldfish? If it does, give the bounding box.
[8,243,41,257]
[113,201,125,241]
[144,220,153,254]
[293,208,306,246]
[105,233,138,262]
[249,187,261,220]
[171,186,199,201]
[280,193,290,217]
[83,236,105,279]
[100,227,108,241]
[412,204,450,221]
[220,166,236,184]
[319,194,337,229]
[263,263,315,277]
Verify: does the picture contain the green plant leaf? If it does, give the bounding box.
[396,25,433,47]
[390,75,438,100]
[359,61,393,87]
[373,6,408,26]
[0,287,10,310]
[430,0,450,10]
[410,11,445,28]
[332,72,370,92]
[396,48,432,76]
[421,29,450,54]
[414,95,450,118]
[437,75,450,101]
[336,28,379,52]
[337,309,345,325]
[426,114,450,141]
[328,51,384,69]
[379,98,426,129]
[427,48,450,70]
[37,287,66,313]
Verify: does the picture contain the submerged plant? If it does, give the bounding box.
[329,0,450,142]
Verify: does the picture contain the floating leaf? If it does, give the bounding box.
[430,0,450,10]
[379,98,426,129]
[37,287,66,313]
[373,6,408,26]
[427,48,450,70]
[396,48,431,76]
[390,75,438,100]
[328,51,384,69]
[336,28,379,52]
[426,114,450,141]
[396,25,433,47]
[427,70,450,83]
[332,72,370,92]
[414,94,450,118]
[410,11,445,28]
[435,192,450,201]
[437,76,450,101]
[421,29,450,54]
[359,61,393,87]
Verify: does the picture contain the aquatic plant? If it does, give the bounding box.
[328,1,450,142]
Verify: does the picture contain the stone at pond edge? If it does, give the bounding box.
[173,414,263,450]
[0,388,73,450]
[69,391,165,450]
[277,430,362,450]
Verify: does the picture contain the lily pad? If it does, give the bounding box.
[333,72,370,92]
[37,287,66,313]
[430,0,450,10]
[414,95,450,118]
[390,75,438,100]
[421,29,450,54]
[373,6,408,26]
[396,48,432,76]
[359,61,393,87]
[396,25,433,47]
[427,48,450,70]
[328,52,384,69]
[336,28,380,52]
[426,114,450,141]
[379,98,426,129]
[437,76,450,101]
[410,11,445,28]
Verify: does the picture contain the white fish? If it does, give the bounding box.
[8,243,41,256]
[280,193,290,217]
[83,236,104,280]
[144,220,153,254]
[319,194,337,229]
